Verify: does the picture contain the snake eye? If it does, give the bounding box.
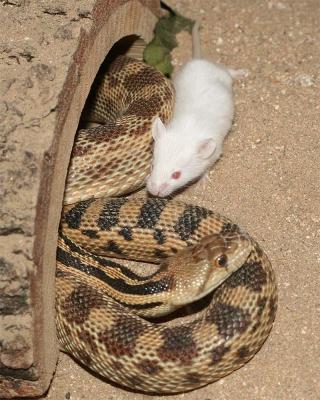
[171,170,181,180]
[216,254,228,267]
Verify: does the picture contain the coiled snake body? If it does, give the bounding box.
[56,56,277,393]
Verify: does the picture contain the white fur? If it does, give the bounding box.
[147,20,248,197]
[147,58,239,197]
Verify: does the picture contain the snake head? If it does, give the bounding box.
[170,230,252,307]
[199,230,252,292]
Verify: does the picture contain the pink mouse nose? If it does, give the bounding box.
[157,183,169,196]
[147,181,169,197]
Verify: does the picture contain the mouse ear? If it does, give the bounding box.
[197,138,216,159]
[152,117,166,141]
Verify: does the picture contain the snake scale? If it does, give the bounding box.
[56,56,277,393]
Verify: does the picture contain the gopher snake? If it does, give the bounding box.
[56,56,277,393]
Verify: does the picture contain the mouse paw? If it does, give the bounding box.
[229,68,249,79]
[196,173,210,191]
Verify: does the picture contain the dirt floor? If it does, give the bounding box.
[43,0,319,399]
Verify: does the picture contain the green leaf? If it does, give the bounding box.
[143,6,195,77]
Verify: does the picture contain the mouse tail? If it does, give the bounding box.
[192,20,202,59]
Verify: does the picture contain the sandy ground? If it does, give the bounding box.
[43,0,319,399]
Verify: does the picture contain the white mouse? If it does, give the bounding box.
[147,21,247,197]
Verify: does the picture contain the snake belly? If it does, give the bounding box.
[56,56,277,393]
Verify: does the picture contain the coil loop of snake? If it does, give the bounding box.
[56,56,277,394]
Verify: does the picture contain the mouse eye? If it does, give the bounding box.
[216,254,228,268]
[171,171,181,180]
